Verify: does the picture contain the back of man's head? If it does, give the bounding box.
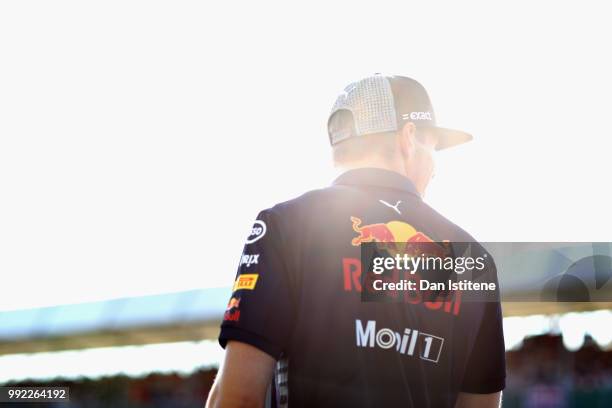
[326,74,474,194]
[329,109,399,167]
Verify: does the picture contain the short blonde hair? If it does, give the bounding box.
[329,108,401,165]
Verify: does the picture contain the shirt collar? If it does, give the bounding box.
[332,167,421,198]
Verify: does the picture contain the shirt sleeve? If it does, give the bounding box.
[218,208,295,360]
[460,299,507,393]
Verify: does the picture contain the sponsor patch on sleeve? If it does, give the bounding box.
[246,220,266,244]
[233,274,259,291]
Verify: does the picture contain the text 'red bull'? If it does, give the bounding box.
[342,258,461,316]
[348,216,460,315]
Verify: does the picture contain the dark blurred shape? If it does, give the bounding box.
[540,255,612,302]
[504,334,612,408]
[567,255,612,290]
[541,274,591,302]
[1,369,216,408]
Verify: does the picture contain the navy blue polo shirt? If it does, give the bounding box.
[219,168,506,408]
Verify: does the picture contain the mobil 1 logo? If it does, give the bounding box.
[355,319,444,363]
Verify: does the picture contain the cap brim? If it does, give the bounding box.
[432,127,473,151]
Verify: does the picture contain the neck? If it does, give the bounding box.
[335,159,408,179]
[334,161,424,197]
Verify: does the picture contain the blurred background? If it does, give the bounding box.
[1,294,612,407]
[1,0,611,407]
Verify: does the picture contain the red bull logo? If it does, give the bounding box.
[346,216,459,316]
[226,297,241,310]
[351,216,434,246]
[351,216,450,256]
[224,297,241,322]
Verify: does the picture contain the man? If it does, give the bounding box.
[206,74,506,407]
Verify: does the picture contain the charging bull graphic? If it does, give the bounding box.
[349,216,452,302]
[350,216,437,245]
[350,216,442,257]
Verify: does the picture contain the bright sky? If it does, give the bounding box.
[1,1,611,311]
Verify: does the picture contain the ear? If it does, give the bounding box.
[397,121,417,159]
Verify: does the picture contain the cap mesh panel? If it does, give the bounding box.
[328,75,398,144]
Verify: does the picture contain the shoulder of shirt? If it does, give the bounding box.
[256,186,336,219]
[418,200,479,243]
[256,187,480,243]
